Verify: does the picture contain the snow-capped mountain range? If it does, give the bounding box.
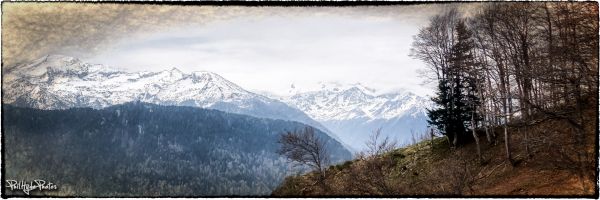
[2,55,340,144]
[281,83,433,150]
[3,55,433,152]
[285,82,430,121]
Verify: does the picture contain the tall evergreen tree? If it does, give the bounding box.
[427,79,452,143]
[428,20,481,147]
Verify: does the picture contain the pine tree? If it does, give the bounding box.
[427,79,452,143]
[428,20,482,149]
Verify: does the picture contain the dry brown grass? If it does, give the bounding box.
[272,107,597,197]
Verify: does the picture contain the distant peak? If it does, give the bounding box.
[348,83,376,94]
[340,86,371,98]
[190,71,222,80]
[315,82,376,95]
[319,81,344,90]
[191,70,213,75]
[187,71,249,93]
[169,67,182,72]
[163,67,184,75]
[6,54,90,77]
[9,55,255,98]
[31,54,81,65]
[287,83,302,95]
[43,54,76,60]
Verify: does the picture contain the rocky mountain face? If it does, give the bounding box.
[2,55,337,142]
[283,83,433,151]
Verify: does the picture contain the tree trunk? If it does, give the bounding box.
[574,82,588,193]
[452,133,458,148]
[483,103,493,144]
[430,128,435,153]
[504,91,513,164]
[498,61,513,164]
[522,128,531,159]
[472,112,483,164]
[482,74,495,144]
[503,123,513,165]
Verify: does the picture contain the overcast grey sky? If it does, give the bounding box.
[4,3,456,97]
[4,4,474,97]
[89,14,437,97]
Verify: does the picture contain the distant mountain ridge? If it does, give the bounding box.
[2,55,343,146]
[3,102,352,196]
[282,83,433,150]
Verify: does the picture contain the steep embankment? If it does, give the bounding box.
[272,107,597,197]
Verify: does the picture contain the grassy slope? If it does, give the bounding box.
[272,108,597,197]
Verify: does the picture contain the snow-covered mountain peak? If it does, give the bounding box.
[188,71,252,97]
[33,54,81,67]
[2,55,260,109]
[284,83,433,150]
[347,83,377,94]
[315,82,376,95]
[339,86,372,99]
[164,67,184,78]
[8,55,87,77]
[285,83,431,121]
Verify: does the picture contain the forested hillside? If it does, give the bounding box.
[272,104,596,196]
[273,2,597,197]
[411,2,597,161]
[2,102,351,197]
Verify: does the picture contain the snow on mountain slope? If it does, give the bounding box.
[2,55,342,145]
[282,83,433,151]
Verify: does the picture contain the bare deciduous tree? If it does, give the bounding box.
[365,128,398,157]
[277,127,330,190]
[412,3,597,180]
[348,129,399,195]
